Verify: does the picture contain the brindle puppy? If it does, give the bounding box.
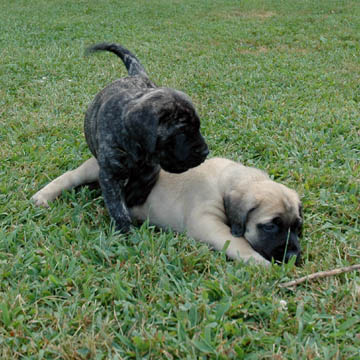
[33,43,209,232]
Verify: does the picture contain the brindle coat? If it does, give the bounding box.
[41,43,209,232]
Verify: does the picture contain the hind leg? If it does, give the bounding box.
[31,157,99,207]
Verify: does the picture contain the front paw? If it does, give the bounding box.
[113,209,132,234]
[31,191,50,207]
[115,221,131,234]
[245,252,271,266]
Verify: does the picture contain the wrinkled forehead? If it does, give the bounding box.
[253,184,301,223]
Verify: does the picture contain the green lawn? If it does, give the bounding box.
[1,0,359,358]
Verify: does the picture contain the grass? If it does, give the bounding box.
[0,0,359,358]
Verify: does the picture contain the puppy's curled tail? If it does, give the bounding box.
[86,42,148,78]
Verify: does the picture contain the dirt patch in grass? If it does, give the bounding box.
[248,11,276,19]
[237,44,309,55]
[342,60,360,74]
[213,9,276,20]
[237,46,269,54]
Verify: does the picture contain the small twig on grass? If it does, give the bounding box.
[279,264,360,288]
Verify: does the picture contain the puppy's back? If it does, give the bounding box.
[130,158,233,230]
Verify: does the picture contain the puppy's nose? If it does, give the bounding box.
[197,146,209,158]
[202,148,209,157]
[285,250,301,265]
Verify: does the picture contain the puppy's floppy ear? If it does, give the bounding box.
[223,190,258,237]
[298,203,303,237]
[125,106,159,156]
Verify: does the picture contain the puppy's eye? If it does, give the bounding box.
[291,218,303,235]
[262,223,279,233]
[273,216,283,226]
